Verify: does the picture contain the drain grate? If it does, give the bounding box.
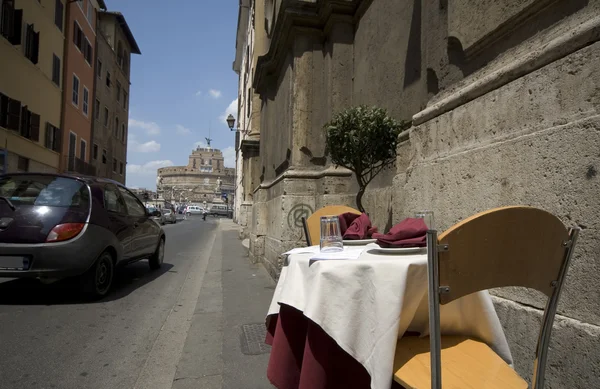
[240,323,271,355]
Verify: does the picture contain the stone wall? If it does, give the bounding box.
[248,1,600,386]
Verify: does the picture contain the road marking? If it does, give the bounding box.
[132,228,217,389]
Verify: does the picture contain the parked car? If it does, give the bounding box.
[209,204,233,218]
[185,205,204,215]
[0,173,166,298]
[147,206,166,225]
[162,208,177,224]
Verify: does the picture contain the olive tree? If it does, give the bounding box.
[324,105,410,213]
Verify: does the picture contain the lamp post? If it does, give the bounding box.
[226,114,237,131]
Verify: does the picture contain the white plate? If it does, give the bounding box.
[368,246,426,255]
[343,239,377,245]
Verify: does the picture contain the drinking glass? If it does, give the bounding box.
[320,215,344,252]
[415,210,435,230]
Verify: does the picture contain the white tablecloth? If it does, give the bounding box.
[267,244,513,389]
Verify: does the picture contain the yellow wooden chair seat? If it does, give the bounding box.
[393,336,528,389]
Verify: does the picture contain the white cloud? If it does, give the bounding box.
[194,140,207,148]
[219,98,238,123]
[222,146,236,168]
[176,124,192,135]
[129,118,161,135]
[209,89,222,99]
[127,160,174,176]
[195,90,202,96]
[132,140,161,153]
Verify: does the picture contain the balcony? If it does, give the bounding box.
[63,156,96,176]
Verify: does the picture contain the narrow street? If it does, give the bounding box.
[0,216,273,389]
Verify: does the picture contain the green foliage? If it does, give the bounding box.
[324,105,410,212]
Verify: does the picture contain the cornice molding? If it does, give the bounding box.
[253,0,370,94]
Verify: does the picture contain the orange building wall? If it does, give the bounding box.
[61,0,97,167]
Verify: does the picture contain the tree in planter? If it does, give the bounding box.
[324,105,410,214]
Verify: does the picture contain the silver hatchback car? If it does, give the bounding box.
[162,208,177,224]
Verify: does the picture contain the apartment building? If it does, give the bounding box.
[60,0,105,175]
[91,11,140,184]
[0,0,66,173]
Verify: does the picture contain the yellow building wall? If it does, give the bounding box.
[0,0,64,170]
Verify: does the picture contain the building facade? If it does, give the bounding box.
[157,146,235,205]
[232,0,265,230]
[60,0,105,175]
[0,0,66,174]
[237,0,600,386]
[91,11,140,184]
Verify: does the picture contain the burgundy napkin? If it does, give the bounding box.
[372,218,427,248]
[339,212,378,240]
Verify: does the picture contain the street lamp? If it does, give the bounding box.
[226,114,237,131]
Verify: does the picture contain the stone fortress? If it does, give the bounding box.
[156,145,235,205]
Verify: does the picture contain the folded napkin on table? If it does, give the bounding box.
[372,218,427,248]
[338,212,379,240]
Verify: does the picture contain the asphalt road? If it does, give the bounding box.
[0,215,218,389]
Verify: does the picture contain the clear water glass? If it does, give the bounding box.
[415,210,435,230]
[320,215,344,252]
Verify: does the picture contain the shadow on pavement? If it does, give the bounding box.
[0,261,174,306]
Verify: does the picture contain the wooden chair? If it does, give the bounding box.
[301,205,360,246]
[392,206,580,389]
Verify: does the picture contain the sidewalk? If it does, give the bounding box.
[171,218,276,389]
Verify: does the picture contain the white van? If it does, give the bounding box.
[209,204,232,217]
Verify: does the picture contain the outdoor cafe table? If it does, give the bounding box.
[265,244,514,389]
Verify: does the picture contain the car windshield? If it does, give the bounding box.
[0,175,90,208]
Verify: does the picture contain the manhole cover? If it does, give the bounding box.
[240,323,271,355]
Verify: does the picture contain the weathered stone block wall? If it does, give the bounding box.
[395,19,600,389]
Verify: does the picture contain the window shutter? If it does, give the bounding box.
[20,106,30,137]
[54,125,62,152]
[6,98,21,130]
[55,0,64,31]
[31,30,40,64]
[9,9,22,45]
[45,123,52,149]
[0,93,8,128]
[30,113,40,142]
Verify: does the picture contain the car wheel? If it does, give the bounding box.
[81,251,114,299]
[149,237,165,270]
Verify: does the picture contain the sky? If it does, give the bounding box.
[111,0,240,190]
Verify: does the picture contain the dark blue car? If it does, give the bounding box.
[0,173,166,298]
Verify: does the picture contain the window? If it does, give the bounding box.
[83,37,92,64]
[0,175,90,208]
[103,184,126,213]
[82,87,89,116]
[92,143,98,160]
[97,59,102,79]
[114,117,119,137]
[116,81,121,102]
[0,93,8,128]
[106,71,111,88]
[1,0,22,45]
[119,162,123,175]
[19,107,40,142]
[54,0,63,31]
[86,1,93,23]
[45,122,61,152]
[94,99,99,119]
[17,156,29,172]
[103,107,108,126]
[24,24,40,64]
[76,0,83,10]
[112,158,117,172]
[118,187,146,217]
[80,139,86,160]
[247,88,251,117]
[122,91,128,109]
[73,21,82,51]
[102,148,107,164]
[121,123,126,141]
[2,95,21,130]
[52,54,60,86]
[72,74,79,105]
